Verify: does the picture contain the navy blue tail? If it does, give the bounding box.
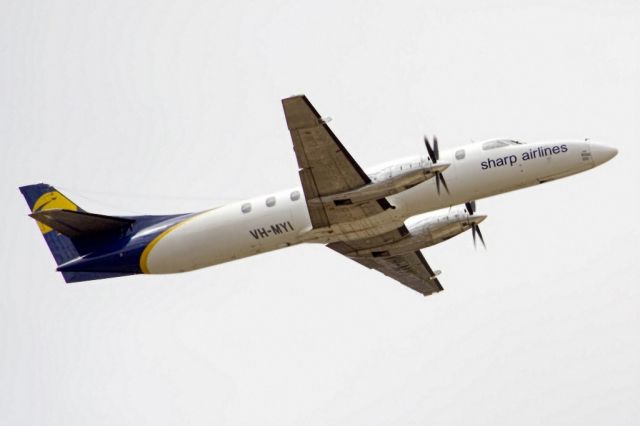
[19,183,135,283]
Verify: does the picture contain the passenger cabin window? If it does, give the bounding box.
[265,196,276,207]
[290,190,301,201]
[241,202,252,214]
[455,149,466,160]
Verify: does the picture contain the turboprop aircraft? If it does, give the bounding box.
[20,95,617,296]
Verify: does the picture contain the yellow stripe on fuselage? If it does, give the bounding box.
[139,211,212,274]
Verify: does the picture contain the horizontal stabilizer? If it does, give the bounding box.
[29,209,134,238]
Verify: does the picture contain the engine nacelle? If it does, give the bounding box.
[348,210,486,258]
[308,160,449,207]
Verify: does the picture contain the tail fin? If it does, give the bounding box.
[19,183,133,283]
[19,183,84,266]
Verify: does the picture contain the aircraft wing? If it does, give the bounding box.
[328,227,444,296]
[284,95,442,295]
[282,95,392,228]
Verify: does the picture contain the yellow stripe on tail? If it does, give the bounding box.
[32,191,79,234]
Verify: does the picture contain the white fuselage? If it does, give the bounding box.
[142,139,610,274]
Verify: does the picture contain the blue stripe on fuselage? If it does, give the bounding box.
[56,213,195,281]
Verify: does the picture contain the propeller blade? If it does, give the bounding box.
[425,134,449,195]
[439,174,450,194]
[472,224,477,247]
[475,224,486,249]
[465,200,476,215]
[424,135,436,163]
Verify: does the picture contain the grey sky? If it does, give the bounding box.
[1,0,639,425]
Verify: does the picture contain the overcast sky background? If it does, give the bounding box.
[1,0,639,425]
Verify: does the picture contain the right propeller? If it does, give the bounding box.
[424,135,450,195]
[465,200,486,249]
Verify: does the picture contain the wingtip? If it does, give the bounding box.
[282,94,307,101]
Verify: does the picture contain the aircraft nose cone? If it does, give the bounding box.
[591,144,618,166]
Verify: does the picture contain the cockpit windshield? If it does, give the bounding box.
[482,139,523,150]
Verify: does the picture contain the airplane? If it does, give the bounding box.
[19,95,617,296]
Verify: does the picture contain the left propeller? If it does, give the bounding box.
[424,135,450,195]
[465,200,486,249]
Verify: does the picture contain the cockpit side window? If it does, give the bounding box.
[482,139,524,150]
[482,140,511,150]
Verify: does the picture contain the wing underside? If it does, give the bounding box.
[329,227,443,296]
[347,251,443,296]
[283,95,443,296]
[282,95,391,229]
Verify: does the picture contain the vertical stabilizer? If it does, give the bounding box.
[20,183,83,266]
[19,183,133,283]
